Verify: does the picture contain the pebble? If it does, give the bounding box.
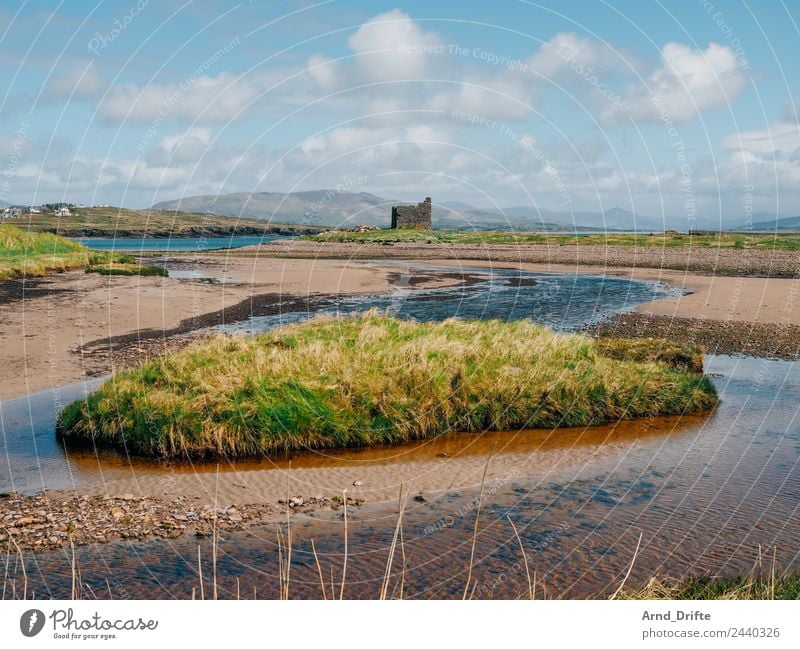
[1,491,365,554]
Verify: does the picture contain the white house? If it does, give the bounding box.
[56,206,71,216]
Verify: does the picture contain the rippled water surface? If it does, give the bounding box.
[2,265,798,599]
[5,355,799,599]
[0,263,677,495]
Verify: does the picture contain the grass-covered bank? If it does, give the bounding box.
[57,313,718,459]
[0,225,166,279]
[621,573,800,600]
[309,228,800,250]
[0,225,106,279]
[86,261,168,277]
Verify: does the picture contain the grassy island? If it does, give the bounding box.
[57,313,718,458]
[0,225,167,279]
[0,225,106,279]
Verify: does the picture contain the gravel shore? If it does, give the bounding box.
[251,240,800,277]
[0,492,363,553]
[590,313,800,361]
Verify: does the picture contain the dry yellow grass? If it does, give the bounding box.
[57,312,718,458]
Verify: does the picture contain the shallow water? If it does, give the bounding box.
[4,264,798,599]
[4,355,800,599]
[221,261,679,334]
[75,235,284,252]
[0,263,677,495]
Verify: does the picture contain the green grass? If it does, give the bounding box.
[308,229,800,250]
[0,224,126,279]
[57,312,718,459]
[594,338,704,373]
[621,573,800,600]
[86,262,168,277]
[18,206,323,237]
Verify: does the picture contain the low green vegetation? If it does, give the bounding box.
[57,312,718,459]
[621,573,800,600]
[309,228,800,250]
[0,224,122,279]
[86,261,168,277]
[18,206,322,237]
[594,338,704,373]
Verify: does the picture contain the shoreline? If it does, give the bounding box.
[0,257,477,401]
[1,246,798,554]
[244,239,800,277]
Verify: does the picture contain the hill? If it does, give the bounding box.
[733,215,800,231]
[8,206,323,237]
[152,190,676,231]
[152,191,393,227]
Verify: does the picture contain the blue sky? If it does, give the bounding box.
[1,0,798,225]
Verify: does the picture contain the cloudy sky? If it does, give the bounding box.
[1,0,798,225]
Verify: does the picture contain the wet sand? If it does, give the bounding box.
[0,256,468,401]
[2,249,798,521]
[63,415,701,509]
[423,259,800,325]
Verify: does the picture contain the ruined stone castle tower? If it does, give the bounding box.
[391,197,432,229]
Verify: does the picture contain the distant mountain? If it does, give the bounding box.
[152,190,694,231]
[152,191,394,227]
[730,214,800,231]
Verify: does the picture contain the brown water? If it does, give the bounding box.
[4,354,800,599]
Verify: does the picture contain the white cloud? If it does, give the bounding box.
[44,61,107,100]
[346,9,442,82]
[721,120,800,155]
[604,42,747,125]
[98,72,265,123]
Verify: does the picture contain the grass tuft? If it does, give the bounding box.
[86,262,168,277]
[57,312,718,459]
[0,224,132,279]
[308,229,800,250]
[620,573,800,600]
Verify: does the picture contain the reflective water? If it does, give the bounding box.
[0,264,677,495]
[5,355,800,599]
[75,235,284,252]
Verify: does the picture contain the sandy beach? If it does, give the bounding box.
[0,255,471,401]
[2,244,799,552]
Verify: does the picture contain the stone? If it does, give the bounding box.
[352,480,364,487]
[391,197,432,230]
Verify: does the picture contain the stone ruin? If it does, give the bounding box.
[391,197,432,229]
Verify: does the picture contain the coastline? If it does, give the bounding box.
[2,244,799,554]
[0,256,476,401]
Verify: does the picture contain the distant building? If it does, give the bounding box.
[28,207,41,214]
[391,197,432,229]
[2,206,23,218]
[56,206,71,216]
